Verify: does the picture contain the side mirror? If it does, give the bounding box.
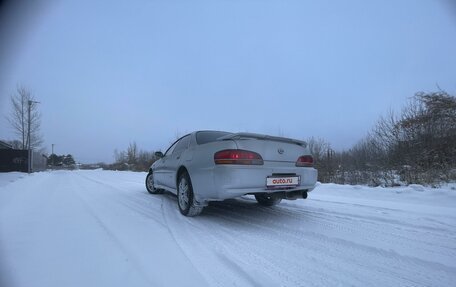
[154,151,164,158]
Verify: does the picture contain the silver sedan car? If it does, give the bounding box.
[146,131,318,216]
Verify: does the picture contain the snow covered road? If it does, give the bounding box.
[1,170,455,287]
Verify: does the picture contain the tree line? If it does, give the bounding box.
[105,142,159,172]
[309,90,456,186]
[8,85,453,185]
[47,154,76,167]
[106,90,455,187]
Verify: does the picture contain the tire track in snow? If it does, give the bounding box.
[68,174,155,286]
[238,197,456,269]
[75,171,168,228]
[74,171,211,286]
[200,199,456,287]
[96,174,455,287]
[159,193,271,287]
[160,196,353,286]
[203,204,376,286]
[310,198,456,232]
[63,171,456,287]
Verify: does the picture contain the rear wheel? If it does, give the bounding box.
[255,194,282,206]
[177,172,203,217]
[145,172,161,194]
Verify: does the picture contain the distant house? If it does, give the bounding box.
[0,141,13,149]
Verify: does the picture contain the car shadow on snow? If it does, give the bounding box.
[207,198,297,216]
[160,191,307,226]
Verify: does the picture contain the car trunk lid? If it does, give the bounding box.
[218,133,309,162]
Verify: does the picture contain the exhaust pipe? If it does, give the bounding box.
[269,190,308,201]
[283,190,308,200]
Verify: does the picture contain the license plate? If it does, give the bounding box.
[266,176,300,188]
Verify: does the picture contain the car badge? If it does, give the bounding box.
[278,148,284,154]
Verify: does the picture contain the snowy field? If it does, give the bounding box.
[0,170,455,287]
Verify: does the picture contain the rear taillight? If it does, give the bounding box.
[296,155,314,167]
[214,149,264,165]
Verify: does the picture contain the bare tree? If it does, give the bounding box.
[306,137,336,182]
[307,137,330,162]
[127,142,138,164]
[114,149,127,163]
[395,91,456,183]
[345,91,456,185]
[371,109,399,154]
[8,86,43,150]
[111,144,157,171]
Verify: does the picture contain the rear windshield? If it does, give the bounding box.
[196,131,231,145]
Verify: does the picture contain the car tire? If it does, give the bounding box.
[255,194,282,206]
[145,172,161,194]
[177,172,203,217]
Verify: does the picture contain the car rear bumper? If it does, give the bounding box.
[208,164,318,200]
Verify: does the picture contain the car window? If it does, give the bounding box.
[164,140,178,157]
[196,131,231,145]
[172,135,190,155]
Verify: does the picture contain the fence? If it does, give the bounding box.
[0,149,47,172]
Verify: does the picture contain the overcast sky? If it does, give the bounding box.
[1,0,455,163]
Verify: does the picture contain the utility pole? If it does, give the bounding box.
[52,144,55,166]
[27,100,40,173]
